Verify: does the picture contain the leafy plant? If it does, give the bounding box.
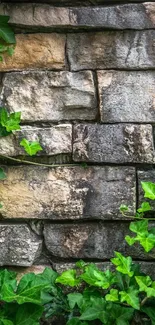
[20,139,43,156]
[0,15,16,61]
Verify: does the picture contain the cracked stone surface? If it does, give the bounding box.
[73,124,154,163]
[0,125,72,156]
[0,34,66,71]
[44,222,155,260]
[0,3,155,29]
[1,71,96,122]
[0,224,42,266]
[67,31,155,71]
[98,70,155,123]
[0,166,135,220]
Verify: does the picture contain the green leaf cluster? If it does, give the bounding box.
[0,15,16,61]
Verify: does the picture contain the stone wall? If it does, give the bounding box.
[0,0,155,274]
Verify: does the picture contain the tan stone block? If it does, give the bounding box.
[0,33,66,71]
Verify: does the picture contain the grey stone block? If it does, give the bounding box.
[68,31,155,70]
[44,222,155,260]
[0,166,135,220]
[98,71,155,123]
[73,124,154,163]
[1,71,96,122]
[0,224,42,266]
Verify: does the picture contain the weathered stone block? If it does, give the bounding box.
[0,166,135,219]
[98,71,155,123]
[1,3,155,30]
[73,124,154,163]
[68,31,155,70]
[0,34,65,71]
[44,222,155,260]
[1,71,96,122]
[138,169,155,210]
[0,125,72,156]
[0,224,42,266]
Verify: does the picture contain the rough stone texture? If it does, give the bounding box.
[0,224,42,266]
[138,169,155,210]
[68,31,155,71]
[98,70,155,123]
[1,0,149,3]
[1,71,96,122]
[0,166,135,220]
[73,124,154,163]
[44,222,155,260]
[0,3,155,30]
[0,34,65,71]
[0,125,72,156]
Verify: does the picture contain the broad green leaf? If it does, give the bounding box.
[105,289,119,302]
[125,235,137,246]
[135,276,152,293]
[67,320,88,325]
[110,304,134,325]
[111,252,134,277]
[20,138,43,156]
[79,298,107,323]
[129,220,148,235]
[0,168,6,180]
[56,269,80,287]
[1,320,14,325]
[142,307,155,325]
[15,304,43,325]
[120,287,140,310]
[67,293,83,309]
[137,202,151,213]
[0,17,16,44]
[0,108,21,132]
[80,264,115,289]
[141,182,155,200]
[139,234,155,252]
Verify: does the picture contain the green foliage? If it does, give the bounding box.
[20,138,43,156]
[125,220,155,252]
[0,108,21,133]
[0,15,16,61]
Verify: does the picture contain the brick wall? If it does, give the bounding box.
[0,0,155,275]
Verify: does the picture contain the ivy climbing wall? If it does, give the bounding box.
[0,0,155,274]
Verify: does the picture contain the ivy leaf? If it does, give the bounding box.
[79,297,107,323]
[55,270,80,287]
[142,307,155,325]
[80,264,115,289]
[0,320,14,325]
[110,304,134,325]
[139,234,155,252]
[135,276,152,296]
[0,167,6,180]
[0,108,21,132]
[76,260,87,269]
[111,252,134,277]
[67,293,83,309]
[105,289,119,302]
[137,202,151,213]
[0,16,16,44]
[125,236,137,246]
[129,220,148,235]
[141,182,155,200]
[120,287,140,310]
[15,304,43,325]
[20,139,43,156]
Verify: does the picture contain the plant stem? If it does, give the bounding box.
[0,155,79,168]
[141,296,150,306]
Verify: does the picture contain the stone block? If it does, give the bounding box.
[0,224,42,266]
[73,124,154,163]
[0,34,66,71]
[0,125,72,156]
[67,31,155,70]
[0,166,135,219]
[1,71,96,122]
[0,3,155,30]
[98,71,155,123]
[44,222,155,260]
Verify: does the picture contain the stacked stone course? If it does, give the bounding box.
[0,0,154,275]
